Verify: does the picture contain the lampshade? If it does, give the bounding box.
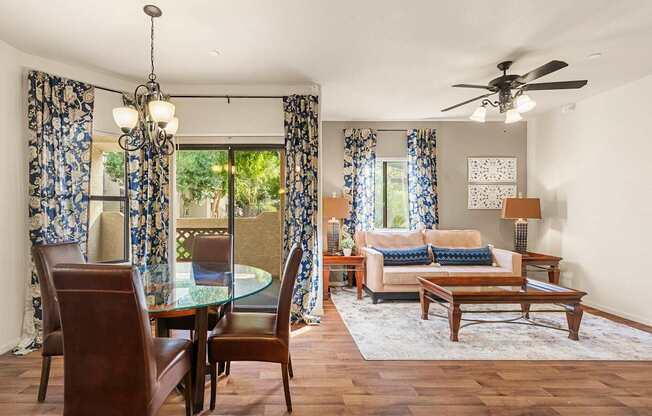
[515,94,536,113]
[505,108,523,124]
[112,106,139,130]
[502,198,542,220]
[323,197,349,219]
[148,100,175,123]
[469,106,487,122]
[165,117,179,136]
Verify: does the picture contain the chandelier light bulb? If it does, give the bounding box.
[148,100,175,124]
[469,106,487,122]
[112,107,139,132]
[515,94,536,113]
[165,117,179,136]
[505,108,523,124]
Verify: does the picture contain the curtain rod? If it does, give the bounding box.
[342,128,409,132]
[92,85,284,100]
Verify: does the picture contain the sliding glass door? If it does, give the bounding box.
[174,145,284,310]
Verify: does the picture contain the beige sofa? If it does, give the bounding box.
[354,229,522,303]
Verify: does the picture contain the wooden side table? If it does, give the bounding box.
[323,254,365,300]
[521,251,562,284]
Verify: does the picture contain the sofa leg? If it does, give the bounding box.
[372,295,378,305]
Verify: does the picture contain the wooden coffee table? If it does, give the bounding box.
[417,276,587,342]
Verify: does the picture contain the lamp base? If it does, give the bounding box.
[514,220,528,253]
[327,219,341,254]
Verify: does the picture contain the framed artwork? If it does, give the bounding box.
[468,184,517,210]
[468,157,517,183]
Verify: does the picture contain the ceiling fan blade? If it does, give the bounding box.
[452,84,495,90]
[515,60,568,84]
[522,80,588,90]
[441,92,495,112]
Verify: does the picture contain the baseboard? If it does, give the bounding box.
[0,337,19,355]
[583,300,652,327]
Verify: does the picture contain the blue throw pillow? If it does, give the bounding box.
[371,245,431,266]
[432,245,493,265]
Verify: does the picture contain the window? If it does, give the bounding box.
[87,138,129,263]
[374,159,409,229]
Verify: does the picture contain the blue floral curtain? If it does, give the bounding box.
[282,95,320,323]
[343,128,376,234]
[127,139,170,274]
[15,71,94,355]
[407,128,438,229]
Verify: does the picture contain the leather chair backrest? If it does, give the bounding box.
[31,242,85,339]
[192,234,232,264]
[275,245,303,341]
[52,264,156,414]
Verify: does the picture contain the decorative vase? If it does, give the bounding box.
[343,248,352,256]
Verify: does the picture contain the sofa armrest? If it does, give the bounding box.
[492,248,522,276]
[361,247,384,292]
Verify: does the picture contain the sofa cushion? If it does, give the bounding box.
[432,246,493,265]
[372,245,431,266]
[424,229,482,248]
[383,265,448,285]
[439,266,514,277]
[366,230,424,249]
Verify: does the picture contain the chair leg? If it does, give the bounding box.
[288,354,294,379]
[183,370,193,416]
[281,363,292,412]
[209,361,217,411]
[37,356,51,402]
[225,361,231,376]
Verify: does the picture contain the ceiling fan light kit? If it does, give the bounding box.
[504,108,523,124]
[443,60,588,124]
[112,4,178,156]
[470,106,487,122]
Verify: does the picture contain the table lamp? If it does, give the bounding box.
[323,196,349,254]
[501,197,541,253]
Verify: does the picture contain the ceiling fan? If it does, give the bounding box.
[442,60,587,123]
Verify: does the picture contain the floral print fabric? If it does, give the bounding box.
[343,128,376,235]
[282,95,320,323]
[407,128,439,229]
[127,134,170,274]
[15,71,94,354]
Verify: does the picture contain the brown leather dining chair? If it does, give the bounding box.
[52,263,194,416]
[207,244,303,412]
[160,234,233,336]
[31,241,85,402]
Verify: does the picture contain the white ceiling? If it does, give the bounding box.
[2,0,652,120]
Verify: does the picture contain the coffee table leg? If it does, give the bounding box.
[419,288,429,320]
[448,303,461,342]
[520,303,531,319]
[566,303,583,341]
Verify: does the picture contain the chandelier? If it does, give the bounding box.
[112,5,178,156]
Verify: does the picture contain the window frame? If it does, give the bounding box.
[375,157,409,230]
[88,148,130,264]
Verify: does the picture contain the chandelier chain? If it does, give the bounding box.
[149,16,156,81]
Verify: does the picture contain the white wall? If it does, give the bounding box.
[528,74,652,325]
[0,40,27,353]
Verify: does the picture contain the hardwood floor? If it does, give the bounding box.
[1,301,651,415]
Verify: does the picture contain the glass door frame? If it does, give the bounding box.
[173,143,285,284]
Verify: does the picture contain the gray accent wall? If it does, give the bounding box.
[322,121,527,249]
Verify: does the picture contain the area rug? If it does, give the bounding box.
[330,288,652,360]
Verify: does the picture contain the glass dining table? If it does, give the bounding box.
[141,263,272,413]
